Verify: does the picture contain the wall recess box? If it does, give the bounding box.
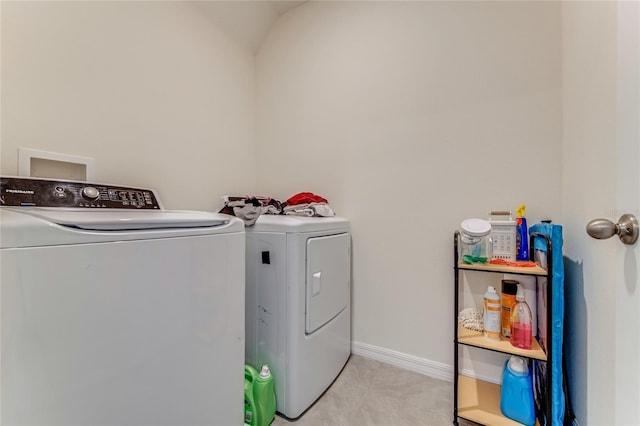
[18,148,95,182]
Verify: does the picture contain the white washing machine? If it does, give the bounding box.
[0,176,245,426]
[244,215,351,419]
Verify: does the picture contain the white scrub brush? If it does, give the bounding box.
[458,308,484,332]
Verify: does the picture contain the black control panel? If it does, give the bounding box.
[0,177,162,209]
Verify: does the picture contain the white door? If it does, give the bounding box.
[614,2,640,424]
[563,2,639,424]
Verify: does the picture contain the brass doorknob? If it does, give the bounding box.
[586,214,638,245]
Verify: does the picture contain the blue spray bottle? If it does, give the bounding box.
[515,204,528,261]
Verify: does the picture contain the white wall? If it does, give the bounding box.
[1,1,257,211]
[256,1,562,367]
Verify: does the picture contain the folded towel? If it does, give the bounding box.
[285,192,328,206]
[284,207,314,217]
[310,203,335,217]
[283,203,335,217]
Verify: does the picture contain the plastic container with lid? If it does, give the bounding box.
[460,218,492,263]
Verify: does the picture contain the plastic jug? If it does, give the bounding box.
[244,364,276,426]
[500,356,535,426]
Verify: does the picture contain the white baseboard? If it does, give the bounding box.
[351,341,502,385]
[351,341,453,382]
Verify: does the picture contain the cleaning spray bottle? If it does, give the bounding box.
[244,365,276,426]
[515,204,529,261]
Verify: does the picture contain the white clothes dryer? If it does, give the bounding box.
[0,176,245,426]
[245,215,351,419]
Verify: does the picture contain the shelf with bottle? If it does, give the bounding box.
[457,262,547,276]
[457,375,541,426]
[453,229,553,426]
[457,325,546,361]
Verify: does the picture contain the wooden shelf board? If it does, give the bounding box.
[457,262,547,276]
[457,325,547,361]
[458,375,540,426]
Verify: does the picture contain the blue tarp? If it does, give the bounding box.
[530,222,565,426]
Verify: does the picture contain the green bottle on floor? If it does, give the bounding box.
[244,364,276,426]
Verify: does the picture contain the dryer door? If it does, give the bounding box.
[305,232,350,334]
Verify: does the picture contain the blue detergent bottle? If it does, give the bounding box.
[500,356,535,426]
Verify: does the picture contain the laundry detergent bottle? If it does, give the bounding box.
[500,356,535,426]
[244,365,276,426]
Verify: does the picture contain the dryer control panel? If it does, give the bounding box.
[0,176,162,209]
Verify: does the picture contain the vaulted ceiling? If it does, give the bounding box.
[191,1,306,53]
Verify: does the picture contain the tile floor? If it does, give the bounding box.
[271,355,455,426]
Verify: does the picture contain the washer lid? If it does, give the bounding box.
[0,208,244,248]
[17,208,230,231]
[247,215,350,233]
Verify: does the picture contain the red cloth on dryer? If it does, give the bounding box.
[285,192,328,206]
